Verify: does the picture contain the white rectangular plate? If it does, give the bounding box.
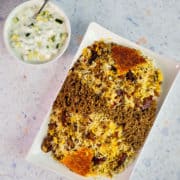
[26,22,180,180]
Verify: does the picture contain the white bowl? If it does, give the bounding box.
[3,0,71,64]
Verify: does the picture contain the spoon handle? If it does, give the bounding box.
[34,0,49,18]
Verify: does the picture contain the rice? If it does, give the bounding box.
[41,41,163,177]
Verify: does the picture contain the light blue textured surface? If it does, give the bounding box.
[0,0,179,180]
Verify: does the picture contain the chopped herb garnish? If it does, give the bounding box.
[56,43,60,49]
[48,14,53,19]
[46,45,49,49]
[60,32,67,37]
[51,35,56,42]
[60,32,68,39]
[25,33,31,37]
[55,18,63,24]
[42,11,46,16]
[13,17,19,23]
[29,23,34,27]
[15,17,19,21]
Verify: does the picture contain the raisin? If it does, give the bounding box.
[88,50,98,64]
[65,95,71,106]
[126,70,136,82]
[73,123,78,131]
[61,110,68,126]
[117,153,127,166]
[85,131,95,140]
[142,96,153,110]
[67,137,75,149]
[95,94,100,101]
[111,65,117,72]
[92,156,106,165]
[48,122,57,130]
[113,131,119,138]
[41,136,53,153]
[116,89,124,96]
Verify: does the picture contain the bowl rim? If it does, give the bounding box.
[3,0,71,65]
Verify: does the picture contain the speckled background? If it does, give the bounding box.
[0,0,180,180]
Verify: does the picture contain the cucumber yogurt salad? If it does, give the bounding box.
[7,1,69,63]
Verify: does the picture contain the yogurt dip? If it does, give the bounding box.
[6,1,70,63]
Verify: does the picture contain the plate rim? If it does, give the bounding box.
[26,21,180,180]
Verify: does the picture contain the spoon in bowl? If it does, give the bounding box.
[33,0,49,19]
